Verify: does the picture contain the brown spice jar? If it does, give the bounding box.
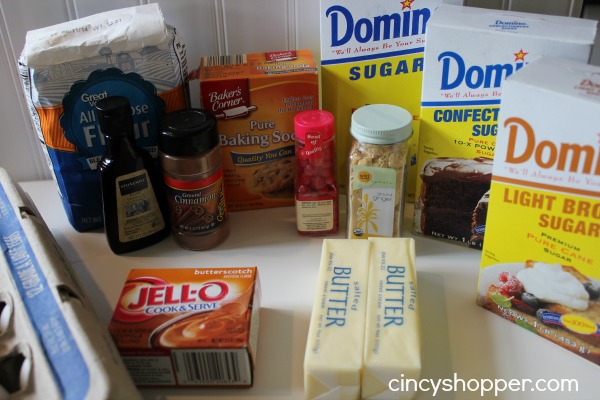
[159,109,230,250]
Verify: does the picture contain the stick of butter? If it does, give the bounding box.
[362,238,420,399]
[304,239,371,400]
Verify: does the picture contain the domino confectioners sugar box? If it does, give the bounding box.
[477,56,600,366]
[320,0,461,201]
[414,4,597,249]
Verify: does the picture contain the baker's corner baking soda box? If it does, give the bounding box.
[477,56,600,366]
[414,4,597,249]
[108,267,261,387]
[319,0,462,201]
[199,50,318,211]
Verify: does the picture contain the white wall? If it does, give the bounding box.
[0,0,594,182]
[0,0,321,182]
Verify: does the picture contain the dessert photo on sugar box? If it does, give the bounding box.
[414,4,597,249]
[476,56,600,366]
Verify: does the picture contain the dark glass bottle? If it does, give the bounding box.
[96,96,170,254]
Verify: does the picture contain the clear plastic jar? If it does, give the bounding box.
[159,109,230,250]
[347,104,412,239]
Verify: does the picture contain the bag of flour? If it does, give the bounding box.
[18,4,189,231]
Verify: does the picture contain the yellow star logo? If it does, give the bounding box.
[514,49,528,62]
[401,0,414,10]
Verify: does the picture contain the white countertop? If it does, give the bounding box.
[19,180,600,400]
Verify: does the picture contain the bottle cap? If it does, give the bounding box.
[96,96,134,137]
[294,110,335,142]
[350,104,413,144]
[159,109,219,156]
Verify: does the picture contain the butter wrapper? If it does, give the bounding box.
[304,239,371,399]
[363,238,420,399]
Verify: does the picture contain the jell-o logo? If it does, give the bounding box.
[113,276,229,322]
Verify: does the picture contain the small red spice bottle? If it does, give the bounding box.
[294,110,338,236]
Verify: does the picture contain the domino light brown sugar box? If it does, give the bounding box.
[477,56,600,366]
[414,4,597,249]
[199,50,318,211]
[108,267,260,387]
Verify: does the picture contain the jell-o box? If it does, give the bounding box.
[108,267,260,388]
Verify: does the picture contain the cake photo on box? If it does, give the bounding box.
[477,261,600,364]
[470,190,489,247]
[416,157,493,247]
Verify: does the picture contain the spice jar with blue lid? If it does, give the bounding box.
[347,104,413,239]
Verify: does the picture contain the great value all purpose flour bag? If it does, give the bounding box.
[18,4,189,231]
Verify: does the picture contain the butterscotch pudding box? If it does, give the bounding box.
[477,56,600,366]
[198,50,318,211]
[414,4,597,249]
[319,0,462,201]
[0,167,140,399]
[108,267,260,387]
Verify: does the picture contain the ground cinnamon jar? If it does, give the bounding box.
[294,109,338,235]
[159,109,229,250]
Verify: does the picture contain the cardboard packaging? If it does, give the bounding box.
[363,238,421,399]
[108,267,260,387]
[304,239,371,399]
[477,56,600,366]
[414,4,597,248]
[18,4,189,232]
[0,167,141,399]
[319,0,459,201]
[199,50,318,211]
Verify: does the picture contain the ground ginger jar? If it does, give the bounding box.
[347,104,412,239]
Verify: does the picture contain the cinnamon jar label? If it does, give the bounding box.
[163,171,227,233]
